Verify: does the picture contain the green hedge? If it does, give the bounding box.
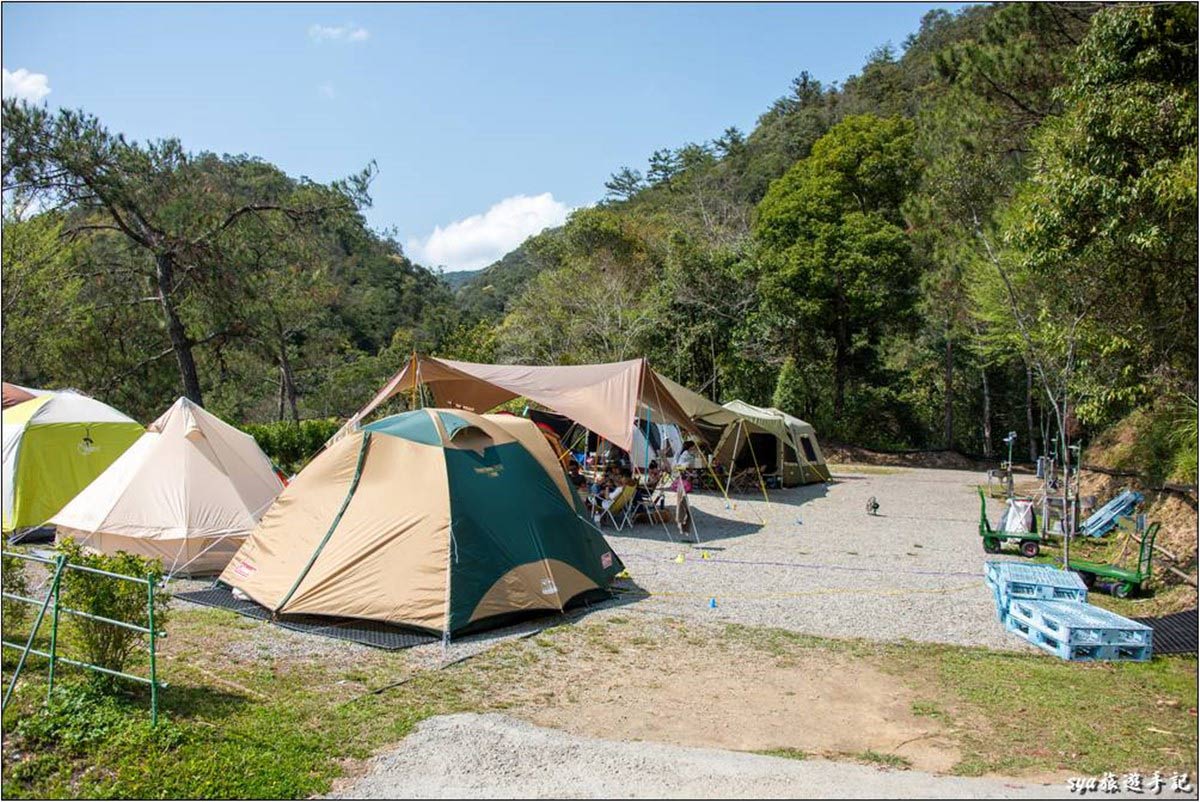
[239,419,342,475]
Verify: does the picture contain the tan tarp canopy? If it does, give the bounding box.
[2,382,44,409]
[341,355,700,453]
[651,373,738,426]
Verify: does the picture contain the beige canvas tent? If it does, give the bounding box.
[222,408,623,636]
[712,400,831,486]
[339,355,699,453]
[51,398,284,576]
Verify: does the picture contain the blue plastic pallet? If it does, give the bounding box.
[1081,490,1143,538]
[985,562,1088,619]
[1005,599,1152,662]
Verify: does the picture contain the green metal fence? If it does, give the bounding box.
[1,550,167,725]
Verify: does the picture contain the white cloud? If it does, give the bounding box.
[2,68,51,102]
[407,193,571,272]
[308,23,369,43]
[317,81,336,99]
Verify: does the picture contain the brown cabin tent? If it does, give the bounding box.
[222,408,623,636]
[337,355,700,453]
[712,400,831,486]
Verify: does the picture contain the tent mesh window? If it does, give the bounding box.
[800,436,818,463]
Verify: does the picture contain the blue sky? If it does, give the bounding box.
[3,2,964,270]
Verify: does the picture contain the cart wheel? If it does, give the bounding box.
[1113,582,1134,599]
[1077,571,1096,589]
[983,537,1001,554]
[1019,540,1040,558]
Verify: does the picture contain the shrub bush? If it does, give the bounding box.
[239,418,342,475]
[55,539,170,686]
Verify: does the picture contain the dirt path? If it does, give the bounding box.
[513,614,961,773]
[329,714,1084,799]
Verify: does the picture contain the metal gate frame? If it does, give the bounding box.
[1,550,166,725]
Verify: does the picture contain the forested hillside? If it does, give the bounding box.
[455,3,1198,479]
[3,3,1196,481]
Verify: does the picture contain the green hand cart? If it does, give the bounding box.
[1069,523,1159,599]
[978,488,1045,558]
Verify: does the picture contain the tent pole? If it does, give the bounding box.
[745,421,771,506]
[409,350,419,411]
[729,420,765,524]
[643,408,652,475]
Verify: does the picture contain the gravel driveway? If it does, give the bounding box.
[330,713,1092,799]
[606,465,1022,650]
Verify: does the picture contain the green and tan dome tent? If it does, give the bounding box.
[3,391,143,535]
[220,408,624,636]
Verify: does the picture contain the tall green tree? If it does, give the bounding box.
[1,101,368,405]
[754,115,921,419]
[1011,2,1198,422]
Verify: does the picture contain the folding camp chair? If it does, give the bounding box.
[592,485,637,531]
[632,477,668,525]
[728,468,759,495]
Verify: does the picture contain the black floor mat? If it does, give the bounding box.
[7,526,55,546]
[175,586,439,650]
[1133,608,1198,655]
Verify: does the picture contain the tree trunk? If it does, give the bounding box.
[1025,363,1037,462]
[943,329,954,448]
[154,254,203,404]
[981,368,992,457]
[833,275,847,418]
[277,370,286,422]
[709,333,719,403]
[279,348,300,423]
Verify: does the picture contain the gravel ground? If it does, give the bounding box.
[605,466,1024,650]
[331,713,1149,800]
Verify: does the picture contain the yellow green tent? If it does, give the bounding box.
[2,391,143,534]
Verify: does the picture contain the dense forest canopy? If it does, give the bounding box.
[3,3,1196,481]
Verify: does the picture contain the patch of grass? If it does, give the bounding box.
[880,643,1198,778]
[910,700,946,720]
[720,620,1196,779]
[829,464,905,475]
[3,607,1196,797]
[754,747,808,761]
[854,750,913,770]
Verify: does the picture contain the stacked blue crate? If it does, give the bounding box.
[1005,599,1153,661]
[984,561,1088,621]
[984,561,1152,662]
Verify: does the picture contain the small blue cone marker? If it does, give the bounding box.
[708,597,718,609]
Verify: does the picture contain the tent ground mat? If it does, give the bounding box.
[174,587,438,650]
[7,526,55,546]
[1132,608,1198,656]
